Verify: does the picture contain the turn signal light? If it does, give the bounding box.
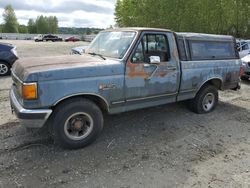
[22,83,37,100]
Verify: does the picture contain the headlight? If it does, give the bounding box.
[11,47,18,58]
[22,83,37,100]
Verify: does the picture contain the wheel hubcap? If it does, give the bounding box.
[64,112,94,140]
[202,93,215,112]
[0,64,8,75]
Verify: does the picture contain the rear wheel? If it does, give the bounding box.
[0,61,11,76]
[52,98,103,149]
[189,85,218,114]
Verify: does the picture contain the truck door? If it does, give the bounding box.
[125,32,180,105]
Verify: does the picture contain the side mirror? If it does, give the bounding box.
[149,56,161,64]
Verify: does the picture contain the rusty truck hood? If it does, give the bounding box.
[12,55,123,82]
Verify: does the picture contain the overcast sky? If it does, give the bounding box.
[0,0,116,28]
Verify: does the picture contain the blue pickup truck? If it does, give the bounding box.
[10,28,241,149]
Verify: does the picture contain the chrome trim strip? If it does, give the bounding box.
[111,100,125,105]
[179,89,197,94]
[53,93,110,109]
[127,92,178,102]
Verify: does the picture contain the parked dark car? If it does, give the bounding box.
[65,36,81,42]
[34,34,63,42]
[0,43,18,76]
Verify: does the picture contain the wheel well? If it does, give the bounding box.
[53,95,109,113]
[206,78,222,90]
[0,59,11,69]
[199,78,222,90]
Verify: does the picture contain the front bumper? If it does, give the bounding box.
[10,89,52,128]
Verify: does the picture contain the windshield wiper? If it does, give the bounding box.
[88,52,106,60]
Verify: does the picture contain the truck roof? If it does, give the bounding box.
[176,32,235,42]
[104,27,172,33]
[103,28,235,42]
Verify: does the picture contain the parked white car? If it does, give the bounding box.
[241,54,250,80]
[34,34,43,42]
[237,40,250,58]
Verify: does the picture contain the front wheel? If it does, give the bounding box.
[189,85,218,114]
[0,61,11,76]
[52,98,103,149]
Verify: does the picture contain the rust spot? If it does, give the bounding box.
[127,60,149,78]
[158,71,167,77]
[127,60,170,79]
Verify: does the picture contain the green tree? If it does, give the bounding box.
[18,24,28,33]
[114,0,250,38]
[36,15,49,34]
[0,24,3,33]
[48,16,58,34]
[35,15,58,34]
[27,19,37,33]
[2,4,19,33]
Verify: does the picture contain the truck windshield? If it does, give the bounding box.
[86,31,136,59]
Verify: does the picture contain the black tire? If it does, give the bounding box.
[0,61,11,76]
[189,85,218,114]
[52,98,103,149]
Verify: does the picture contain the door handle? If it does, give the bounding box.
[167,66,177,70]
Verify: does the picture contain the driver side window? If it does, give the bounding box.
[131,34,169,63]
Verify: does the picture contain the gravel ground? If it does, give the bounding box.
[0,40,249,188]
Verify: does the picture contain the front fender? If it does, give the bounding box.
[22,75,124,109]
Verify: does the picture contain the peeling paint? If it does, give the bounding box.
[127,60,149,78]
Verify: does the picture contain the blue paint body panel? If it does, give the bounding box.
[11,28,241,116]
